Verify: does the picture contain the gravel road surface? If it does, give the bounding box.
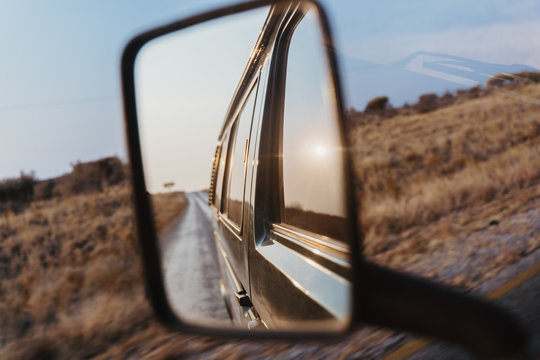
[160,191,231,326]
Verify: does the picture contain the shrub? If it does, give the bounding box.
[517,71,540,83]
[467,84,482,99]
[416,93,438,113]
[0,173,35,204]
[33,179,57,200]
[487,73,515,87]
[54,157,125,196]
[364,96,389,113]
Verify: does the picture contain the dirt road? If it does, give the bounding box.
[159,191,230,325]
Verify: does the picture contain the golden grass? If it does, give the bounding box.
[350,83,540,239]
[0,182,191,359]
[1,80,540,358]
[150,191,187,233]
[349,81,540,289]
[363,139,540,237]
[0,183,144,357]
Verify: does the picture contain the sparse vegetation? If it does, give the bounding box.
[0,159,188,359]
[151,191,187,233]
[364,96,389,113]
[2,71,540,358]
[349,73,540,288]
[415,93,438,113]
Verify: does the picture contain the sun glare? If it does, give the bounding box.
[314,145,327,156]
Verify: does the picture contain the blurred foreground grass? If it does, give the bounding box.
[1,73,540,358]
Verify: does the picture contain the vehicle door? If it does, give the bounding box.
[214,77,260,324]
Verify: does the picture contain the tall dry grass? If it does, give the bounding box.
[350,82,540,239]
[0,161,189,359]
[0,182,146,358]
[348,79,540,287]
[150,191,187,233]
[1,76,540,358]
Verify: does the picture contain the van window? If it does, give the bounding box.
[224,82,258,225]
[281,12,347,240]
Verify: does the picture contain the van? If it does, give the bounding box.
[208,3,352,330]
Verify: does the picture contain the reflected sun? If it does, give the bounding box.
[314,145,327,156]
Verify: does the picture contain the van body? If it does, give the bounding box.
[208,3,352,330]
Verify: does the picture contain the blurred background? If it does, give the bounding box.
[1,1,539,358]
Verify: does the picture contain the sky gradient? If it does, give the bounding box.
[2,0,540,188]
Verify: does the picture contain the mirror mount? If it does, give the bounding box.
[359,262,530,358]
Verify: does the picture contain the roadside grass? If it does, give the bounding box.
[0,161,187,359]
[151,191,187,233]
[0,182,145,358]
[349,79,540,288]
[349,82,540,242]
[1,74,540,358]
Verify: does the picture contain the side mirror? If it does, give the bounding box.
[122,0,359,336]
[122,0,530,356]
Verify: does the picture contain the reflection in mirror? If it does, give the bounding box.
[134,2,352,332]
[281,10,348,241]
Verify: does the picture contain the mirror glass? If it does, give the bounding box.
[134,2,353,332]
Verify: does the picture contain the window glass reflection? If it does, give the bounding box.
[227,83,258,225]
[282,12,346,240]
[215,133,229,210]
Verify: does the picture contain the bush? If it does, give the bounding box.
[487,73,515,87]
[364,96,389,113]
[467,85,482,99]
[54,157,125,197]
[416,93,438,113]
[0,173,35,203]
[439,91,456,107]
[34,180,57,201]
[518,71,540,83]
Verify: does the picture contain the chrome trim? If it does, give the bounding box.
[270,228,350,271]
[220,214,242,238]
[256,238,351,321]
[272,223,350,255]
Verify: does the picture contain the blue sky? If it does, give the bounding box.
[0,0,230,180]
[2,0,540,185]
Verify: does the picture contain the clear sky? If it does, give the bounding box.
[2,0,540,188]
[135,7,269,193]
[0,0,230,180]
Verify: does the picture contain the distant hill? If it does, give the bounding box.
[341,51,538,110]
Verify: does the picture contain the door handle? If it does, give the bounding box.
[235,290,253,307]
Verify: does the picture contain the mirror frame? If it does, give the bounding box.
[121,0,363,338]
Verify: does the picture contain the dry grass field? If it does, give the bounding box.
[1,72,540,358]
[349,73,540,288]
[151,191,187,234]
[0,159,192,359]
[0,161,374,359]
